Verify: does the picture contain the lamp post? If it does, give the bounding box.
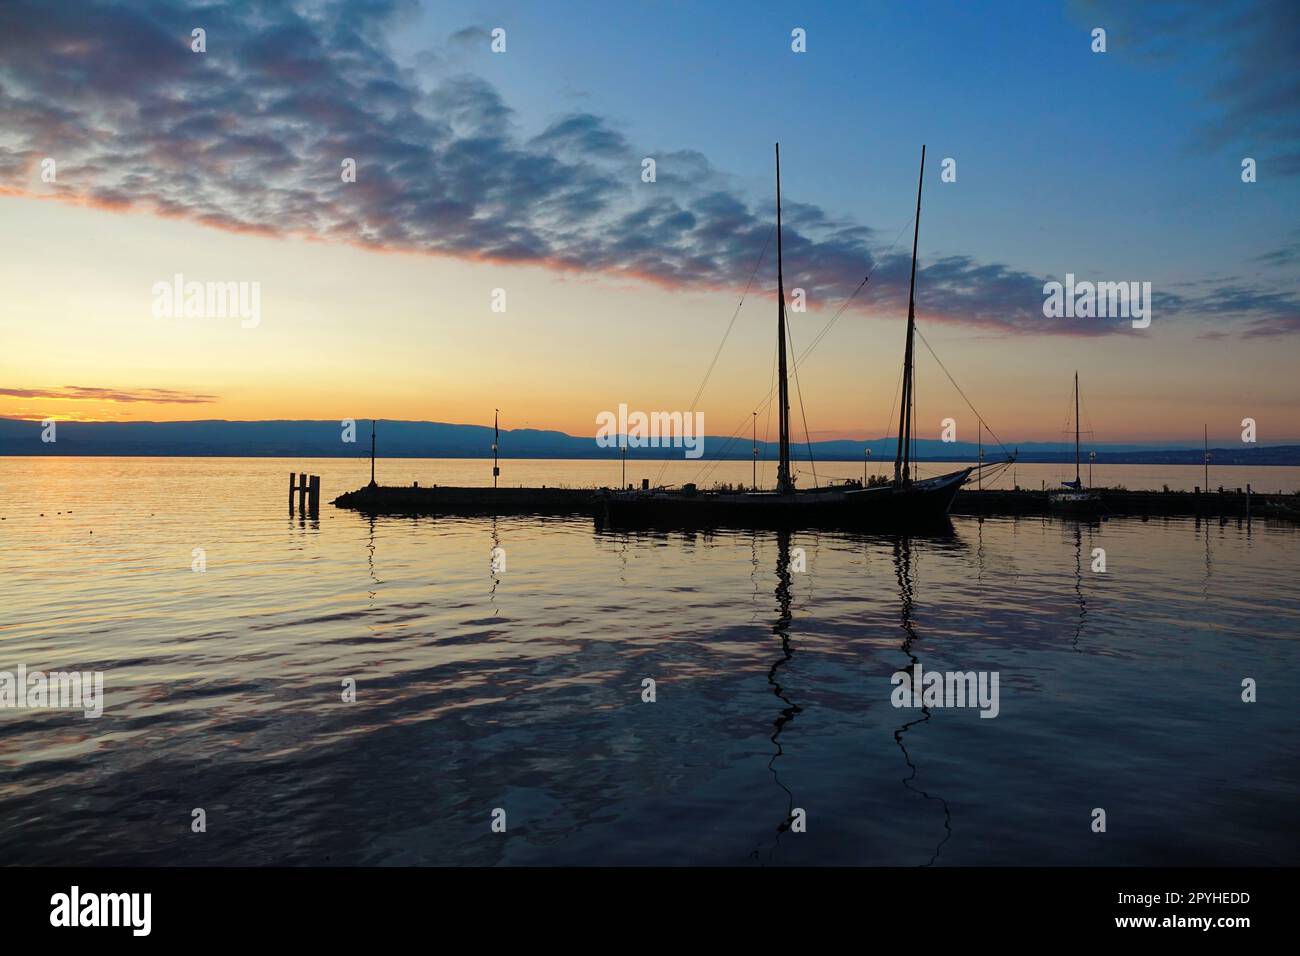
[369,418,376,488]
[863,447,871,486]
[1088,449,1095,489]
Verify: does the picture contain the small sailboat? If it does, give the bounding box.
[1049,372,1102,514]
[598,145,979,530]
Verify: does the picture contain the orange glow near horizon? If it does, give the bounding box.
[3,196,1298,446]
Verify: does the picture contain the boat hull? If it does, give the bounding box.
[1048,490,1104,515]
[598,468,971,530]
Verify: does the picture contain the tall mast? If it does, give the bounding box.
[775,143,793,494]
[369,418,376,487]
[895,145,925,486]
[1204,423,1209,491]
[1074,371,1081,487]
[493,408,499,488]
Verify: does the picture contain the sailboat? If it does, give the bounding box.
[598,145,979,530]
[1049,372,1102,513]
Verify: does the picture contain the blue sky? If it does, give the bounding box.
[399,0,1298,281]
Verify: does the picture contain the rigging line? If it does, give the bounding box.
[652,225,775,489]
[697,392,781,488]
[695,219,915,484]
[910,358,917,478]
[913,325,1013,457]
[1055,381,1078,481]
[690,225,774,413]
[689,213,918,486]
[879,358,904,475]
[786,312,818,488]
[763,337,777,487]
[793,213,917,363]
[691,274,870,486]
[1059,383,1075,442]
[701,339,778,490]
[1079,388,1097,443]
[761,218,919,481]
[798,468,853,482]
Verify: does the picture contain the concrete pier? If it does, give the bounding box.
[331,483,1300,522]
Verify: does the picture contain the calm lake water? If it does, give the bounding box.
[1,457,1297,865]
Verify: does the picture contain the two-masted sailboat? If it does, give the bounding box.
[599,144,978,529]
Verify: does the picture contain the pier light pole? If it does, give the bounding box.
[864,448,871,486]
[753,411,758,491]
[492,408,500,489]
[369,419,377,488]
[1088,450,1095,489]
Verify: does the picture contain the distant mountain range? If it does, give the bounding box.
[2,417,1298,465]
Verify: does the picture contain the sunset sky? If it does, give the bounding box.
[1,0,1297,445]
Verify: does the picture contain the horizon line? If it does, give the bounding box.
[2,416,1296,449]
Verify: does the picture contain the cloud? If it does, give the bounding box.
[1077,0,1300,175]
[1181,283,1300,338]
[0,386,218,404]
[1,0,1296,337]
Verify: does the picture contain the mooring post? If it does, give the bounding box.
[289,472,296,512]
[308,475,320,513]
[298,472,308,513]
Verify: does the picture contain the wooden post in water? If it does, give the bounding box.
[289,473,319,514]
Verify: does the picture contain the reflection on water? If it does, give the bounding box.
[0,457,1297,866]
[751,531,800,865]
[1071,524,1088,654]
[892,534,953,867]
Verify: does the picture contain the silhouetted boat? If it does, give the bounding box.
[599,144,974,530]
[1049,372,1103,514]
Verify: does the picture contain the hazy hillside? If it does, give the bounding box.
[1,418,1296,464]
